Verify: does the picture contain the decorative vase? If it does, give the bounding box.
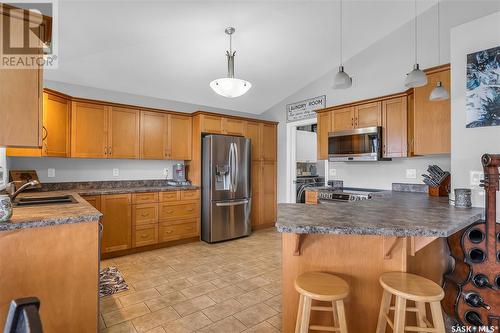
[0,195,13,222]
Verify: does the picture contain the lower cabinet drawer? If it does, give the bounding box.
[180,190,200,201]
[160,191,179,202]
[132,192,158,204]
[133,203,158,225]
[133,224,158,248]
[159,202,199,221]
[159,221,199,242]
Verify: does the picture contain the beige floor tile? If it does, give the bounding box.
[103,303,151,327]
[157,279,192,294]
[179,282,217,299]
[197,316,247,333]
[236,288,274,308]
[101,297,124,314]
[236,276,272,292]
[132,276,169,291]
[266,314,282,330]
[131,307,180,333]
[202,298,245,322]
[233,303,278,327]
[162,311,212,332]
[206,284,245,303]
[99,314,106,330]
[243,321,280,333]
[145,291,187,312]
[145,326,166,333]
[172,295,216,317]
[264,295,281,312]
[119,289,161,307]
[100,321,137,333]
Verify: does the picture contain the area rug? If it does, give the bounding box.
[99,267,129,297]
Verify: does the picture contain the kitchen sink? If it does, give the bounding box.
[13,195,78,206]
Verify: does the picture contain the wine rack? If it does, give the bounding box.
[443,154,500,330]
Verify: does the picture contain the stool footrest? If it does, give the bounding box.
[405,326,439,332]
[389,306,419,313]
[383,313,394,330]
[309,325,339,332]
[311,306,334,312]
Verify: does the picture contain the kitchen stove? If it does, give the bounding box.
[317,187,379,202]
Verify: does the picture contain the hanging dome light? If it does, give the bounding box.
[210,27,252,98]
[405,0,427,88]
[333,0,352,89]
[429,0,449,101]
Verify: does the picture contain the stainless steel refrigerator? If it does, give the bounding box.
[201,134,251,243]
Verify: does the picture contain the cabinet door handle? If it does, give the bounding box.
[141,212,149,217]
[104,146,107,155]
[186,208,194,212]
[351,118,354,127]
[166,210,174,214]
[166,230,173,234]
[42,126,48,141]
[108,146,112,155]
[140,233,148,239]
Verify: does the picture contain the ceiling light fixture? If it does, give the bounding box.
[333,0,352,89]
[210,27,252,98]
[404,0,427,88]
[429,0,449,101]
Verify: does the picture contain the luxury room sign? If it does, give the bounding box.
[286,95,326,122]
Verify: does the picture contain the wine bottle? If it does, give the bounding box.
[465,311,484,327]
[472,274,494,289]
[463,292,491,310]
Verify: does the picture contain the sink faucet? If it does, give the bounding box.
[6,180,40,201]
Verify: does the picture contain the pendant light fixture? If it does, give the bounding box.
[333,0,352,89]
[210,27,252,98]
[404,0,428,88]
[429,0,449,101]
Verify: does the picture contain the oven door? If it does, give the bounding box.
[328,126,382,161]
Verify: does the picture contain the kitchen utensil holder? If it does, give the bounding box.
[428,175,450,197]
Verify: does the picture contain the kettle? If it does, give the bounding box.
[173,163,186,182]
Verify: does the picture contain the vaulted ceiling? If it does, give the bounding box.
[45,0,438,114]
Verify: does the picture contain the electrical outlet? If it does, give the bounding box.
[47,168,55,178]
[406,169,417,179]
[329,169,337,177]
[163,168,169,178]
[470,171,483,186]
[112,168,119,177]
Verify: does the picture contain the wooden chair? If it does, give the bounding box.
[375,272,446,333]
[294,272,349,333]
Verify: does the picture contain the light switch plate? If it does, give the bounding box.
[329,169,336,177]
[47,168,55,178]
[406,169,417,179]
[470,171,483,186]
[112,168,119,177]
[163,168,169,177]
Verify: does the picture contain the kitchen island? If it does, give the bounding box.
[276,191,483,333]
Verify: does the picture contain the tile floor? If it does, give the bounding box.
[99,228,282,333]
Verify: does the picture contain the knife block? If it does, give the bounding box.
[428,175,450,197]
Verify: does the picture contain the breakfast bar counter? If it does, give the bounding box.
[276,192,483,332]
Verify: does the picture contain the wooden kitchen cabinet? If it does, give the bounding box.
[410,66,451,155]
[7,91,71,157]
[100,194,132,253]
[108,107,140,159]
[317,111,331,160]
[223,118,246,136]
[199,113,247,136]
[246,122,262,161]
[0,6,44,148]
[168,114,192,160]
[82,195,101,211]
[261,161,277,225]
[251,161,262,227]
[199,114,224,134]
[133,224,158,248]
[71,102,109,158]
[332,106,354,132]
[383,97,407,158]
[140,110,167,159]
[262,123,277,161]
[354,101,381,128]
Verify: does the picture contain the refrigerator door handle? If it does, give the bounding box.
[233,142,239,193]
[215,199,249,207]
[228,142,234,192]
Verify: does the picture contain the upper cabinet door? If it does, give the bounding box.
[200,115,223,134]
[354,101,381,128]
[317,111,331,160]
[140,111,167,160]
[246,122,262,161]
[169,114,192,160]
[331,107,354,132]
[262,124,277,162]
[43,92,71,157]
[108,107,140,159]
[71,102,108,158]
[382,97,407,158]
[223,118,246,136]
[413,68,451,155]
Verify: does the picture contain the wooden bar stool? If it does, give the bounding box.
[294,272,349,333]
[375,272,446,333]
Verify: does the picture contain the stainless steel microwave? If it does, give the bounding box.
[328,126,382,161]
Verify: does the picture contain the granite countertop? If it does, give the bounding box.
[0,191,102,232]
[276,191,483,237]
[75,185,199,196]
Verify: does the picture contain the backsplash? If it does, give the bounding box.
[7,157,183,183]
[327,155,451,190]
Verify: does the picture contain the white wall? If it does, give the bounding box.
[7,157,182,183]
[262,1,500,203]
[0,148,6,189]
[450,11,500,208]
[296,130,317,162]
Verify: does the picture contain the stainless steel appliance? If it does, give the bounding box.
[201,135,251,243]
[295,176,324,203]
[316,187,383,202]
[328,126,382,162]
[173,163,186,182]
